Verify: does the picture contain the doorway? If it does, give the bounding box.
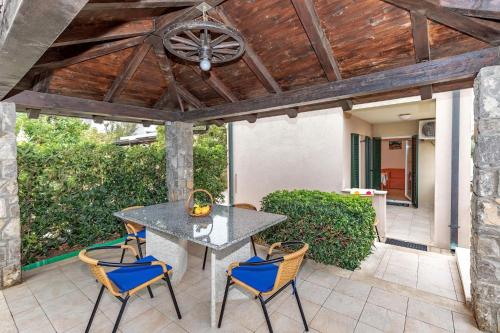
[381,137,412,205]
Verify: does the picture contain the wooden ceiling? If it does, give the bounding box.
[4,0,500,124]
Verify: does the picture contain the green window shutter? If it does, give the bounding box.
[372,137,382,190]
[351,133,360,188]
[411,135,419,208]
[365,136,372,188]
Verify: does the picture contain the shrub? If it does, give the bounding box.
[17,119,227,264]
[259,189,376,270]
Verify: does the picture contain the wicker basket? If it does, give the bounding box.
[185,189,213,217]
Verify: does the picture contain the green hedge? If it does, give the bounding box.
[259,190,376,270]
[18,129,227,264]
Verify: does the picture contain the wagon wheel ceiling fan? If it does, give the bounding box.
[162,3,246,71]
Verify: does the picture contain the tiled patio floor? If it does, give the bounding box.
[385,205,433,245]
[0,243,479,333]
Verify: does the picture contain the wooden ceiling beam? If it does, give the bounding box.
[181,47,500,122]
[6,91,180,123]
[291,0,353,111]
[383,0,500,45]
[155,0,227,34]
[191,66,239,102]
[439,0,500,20]
[150,37,184,111]
[0,0,89,99]
[176,85,206,109]
[410,11,433,100]
[214,8,282,94]
[104,41,152,102]
[51,19,154,48]
[82,1,203,11]
[34,36,146,70]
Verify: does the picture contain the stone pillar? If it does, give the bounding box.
[165,121,193,201]
[0,102,21,288]
[471,66,500,333]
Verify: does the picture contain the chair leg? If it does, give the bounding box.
[112,295,129,333]
[292,280,309,331]
[250,236,257,256]
[119,238,129,263]
[218,276,231,328]
[85,285,105,333]
[147,285,154,299]
[135,237,144,258]
[164,273,182,319]
[202,246,208,270]
[258,295,273,333]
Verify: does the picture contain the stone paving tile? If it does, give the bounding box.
[323,291,365,320]
[335,278,372,302]
[407,298,454,332]
[12,305,56,333]
[452,312,481,333]
[354,322,383,333]
[358,302,405,333]
[310,307,357,333]
[404,317,450,333]
[306,268,341,289]
[366,287,408,315]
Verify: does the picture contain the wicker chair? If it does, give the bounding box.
[218,241,309,333]
[79,245,181,333]
[202,203,258,270]
[119,206,146,263]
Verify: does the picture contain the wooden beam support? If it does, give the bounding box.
[6,91,181,123]
[176,85,206,108]
[51,19,155,48]
[82,1,202,10]
[182,47,500,122]
[104,41,152,102]
[439,0,500,20]
[410,11,433,100]
[191,66,239,102]
[155,0,227,34]
[0,0,89,99]
[383,0,500,45]
[32,70,53,93]
[34,36,146,70]
[214,8,282,94]
[150,36,183,111]
[291,0,353,111]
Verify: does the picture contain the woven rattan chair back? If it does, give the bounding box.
[271,243,309,293]
[79,250,121,296]
[121,206,144,235]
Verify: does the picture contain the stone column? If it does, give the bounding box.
[165,121,193,201]
[471,66,500,333]
[0,102,21,288]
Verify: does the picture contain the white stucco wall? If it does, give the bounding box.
[232,108,345,208]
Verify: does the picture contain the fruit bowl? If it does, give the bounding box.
[185,189,213,217]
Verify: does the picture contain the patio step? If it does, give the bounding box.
[455,247,472,304]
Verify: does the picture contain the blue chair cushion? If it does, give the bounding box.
[107,255,171,293]
[128,229,146,239]
[231,256,279,293]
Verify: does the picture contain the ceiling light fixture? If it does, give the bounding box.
[162,3,246,72]
[398,113,412,120]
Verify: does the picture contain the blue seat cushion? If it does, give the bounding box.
[128,229,146,239]
[107,255,171,293]
[231,256,279,293]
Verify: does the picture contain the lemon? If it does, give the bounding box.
[194,207,202,215]
[201,206,210,214]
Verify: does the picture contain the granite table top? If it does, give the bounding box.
[113,201,287,250]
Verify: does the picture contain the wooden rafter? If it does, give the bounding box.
[155,0,227,33]
[410,11,433,100]
[34,36,146,70]
[32,70,52,93]
[6,91,181,123]
[51,19,155,48]
[439,0,500,20]
[82,1,203,11]
[214,8,282,94]
[191,66,238,102]
[176,85,206,109]
[383,0,500,45]
[150,37,184,111]
[291,0,353,111]
[0,0,89,99]
[181,47,500,122]
[104,41,152,102]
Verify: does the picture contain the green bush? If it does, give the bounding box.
[259,190,376,270]
[17,118,227,264]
